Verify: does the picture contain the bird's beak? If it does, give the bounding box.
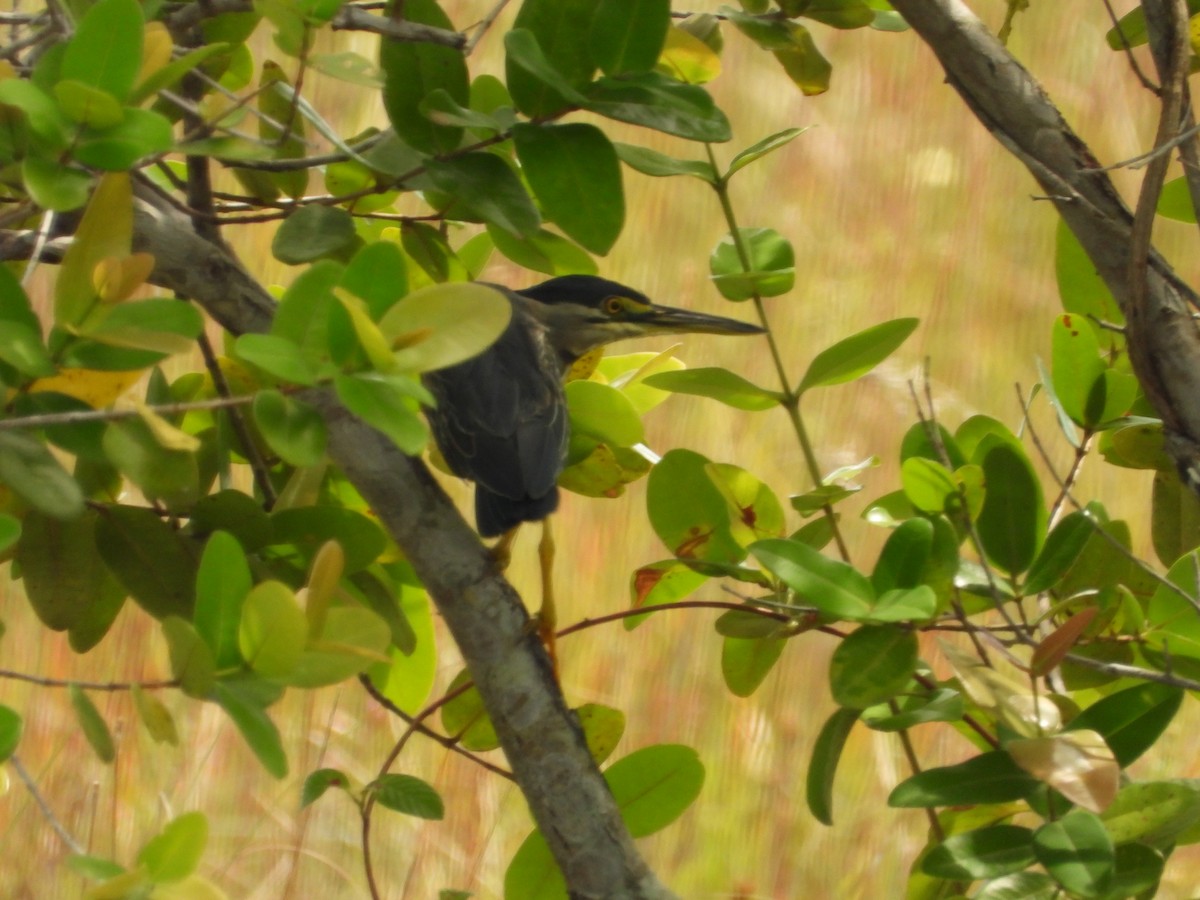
[642,305,766,336]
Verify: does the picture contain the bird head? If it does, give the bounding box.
[515,275,765,363]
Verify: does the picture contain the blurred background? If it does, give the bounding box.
[5,1,1200,897]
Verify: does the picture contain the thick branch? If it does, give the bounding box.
[889,0,1200,491]
[20,203,672,900]
[162,0,465,47]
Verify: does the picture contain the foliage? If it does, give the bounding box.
[0,0,1198,898]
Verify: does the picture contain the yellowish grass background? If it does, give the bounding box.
[5,1,1200,897]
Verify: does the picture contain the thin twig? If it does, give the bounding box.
[10,756,86,855]
[0,393,259,430]
[0,669,179,690]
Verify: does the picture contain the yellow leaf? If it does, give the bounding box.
[305,540,345,637]
[335,289,396,373]
[658,26,722,84]
[137,22,173,94]
[1008,730,1119,813]
[56,173,133,327]
[93,252,156,303]
[29,367,144,407]
[135,400,201,452]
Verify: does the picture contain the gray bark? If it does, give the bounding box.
[889,0,1200,488]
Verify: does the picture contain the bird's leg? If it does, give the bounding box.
[490,527,518,571]
[490,524,558,671]
[537,517,557,671]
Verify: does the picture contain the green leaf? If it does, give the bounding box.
[504,2,594,116]
[627,559,710,629]
[21,157,93,213]
[583,72,731,142]
[614,142,717,182]
[577,703,626,765]
[0,705,23,762]
[72,109,175,171]
[162,616,217,698]
[273,206,357,265]
[725,127,808,178]
[871,517,933,594]
[1151,469,1200,568]
[806,707,859,825]
[301,768,352,808]
[1056,218,1123,329]
[0,266,53,376]
[512,122,624,255]
[102,416,199,511]
[378,0,468,153]
[0,431,84,519]
[137,812,208,883]
[922,825,1036,880]
[1051,313,1123,428]
[1067,682,1183,768]
[288,606,392,688]
[800,0,876,28]
[488,226,598,276]
[213,678,288,778]
[54,79,125,128]
[1024,509,1095,595]
[379,282,513,373]
[772,24,832,95]
[16,510,110,631]
[189,490,272,551]
[590,0,670,74]
[565,380,644,447]
[889,751,1038,807]
[95,505,197,619]
[1102,781,1200,846]
[426,153,540,238]
[829,624,917,707]
[60,0,144,102]
[419,87,506,131]
[131,42,234,105]
[709,226,796,301]
[70,685,115,763]
[862,687,964,732]
[234,333,319,385]
[131,685,178,746]
[270,506,386,573]
[340,240,408,318]
[0,79,70,149]
[0,514,19,556]
[1032,810,1113,898]
[639,367,777,411]
[440,672,500,751]
[721,635,786,696]
[372,773,445,819]
[1107,843,1165,898]
[607,744,705,837]
[334,374,428,455]
[238,581,308,679]
[646,448,745,564]
[866,586,937,624]
[750,537,874,620]
[798,318,919,391]
[80,298,204,355]
[975,441,1045,576]
[252,389,328,466]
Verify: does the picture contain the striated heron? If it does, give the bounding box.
[424,275,764,654]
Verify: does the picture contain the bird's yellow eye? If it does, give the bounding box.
[603,296,624,315]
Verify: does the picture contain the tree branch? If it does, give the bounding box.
[120,200,674,900]
[888,0,1200,494]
